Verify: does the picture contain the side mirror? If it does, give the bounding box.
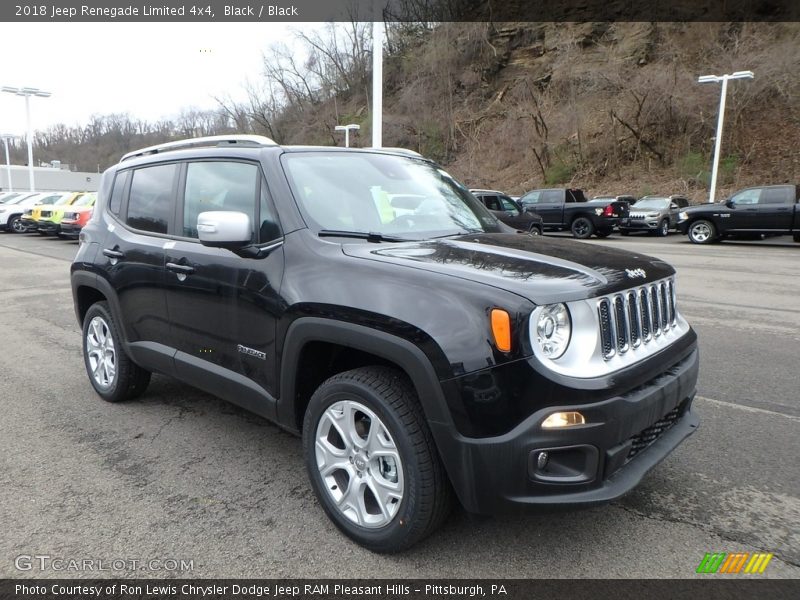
[197,211,251,248]
[724,199,735,208]
[670,203,678,210]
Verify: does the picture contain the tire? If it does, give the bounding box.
[82,301,151,402]
[620,230,630,236]
[688,220,717,245]
[37,230,49,236]
[303,366,452,553]
[793,233,800,243]
[656,219,669,237]
[529,224,542,236]
[7,215,26,234]
[594,229,611,238]
[571,217,595,239]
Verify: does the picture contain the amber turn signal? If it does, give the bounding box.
[490,308,512,352]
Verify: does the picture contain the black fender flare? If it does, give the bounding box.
[277,317,455,433]
[70,270,131,346]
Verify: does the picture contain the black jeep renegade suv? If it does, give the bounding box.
[71,136,699,552]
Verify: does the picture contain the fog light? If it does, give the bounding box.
[541,411,586,429]
[536,451,549,470]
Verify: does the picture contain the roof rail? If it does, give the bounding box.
[120,134,277,162]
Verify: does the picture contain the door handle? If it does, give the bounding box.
[102,248,124,259]
[166,262,195,275]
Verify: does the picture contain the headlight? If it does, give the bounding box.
[535,303,571,359]
[678,211,688,221]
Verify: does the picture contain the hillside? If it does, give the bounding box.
[17,22,800,203]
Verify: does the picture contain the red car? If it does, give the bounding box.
[59,193,96,238]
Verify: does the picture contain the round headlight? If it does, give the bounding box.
[535,303,571,359]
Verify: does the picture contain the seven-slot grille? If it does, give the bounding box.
[41,210,52,218]
[598,278,677,360]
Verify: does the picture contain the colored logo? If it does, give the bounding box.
[696,552,774,574]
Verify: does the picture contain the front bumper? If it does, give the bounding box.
[19,217,38,232]
[60,221,82,237]
[430,347,699,515]
[620,217,661,231]
[37,219,60,234]
[677,221,690,234]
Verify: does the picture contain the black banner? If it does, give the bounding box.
[1,580,798,600]
[2,0,800,22]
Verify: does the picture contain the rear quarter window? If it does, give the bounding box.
[126,164,177,234]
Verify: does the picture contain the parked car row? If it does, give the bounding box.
[0,190,96,238]
[470,184,799,244]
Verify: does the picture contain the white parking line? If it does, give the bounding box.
[695,395,800,421]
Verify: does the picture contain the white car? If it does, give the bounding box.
[0,191,67,233]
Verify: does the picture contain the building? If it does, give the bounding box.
[0,163,100,193]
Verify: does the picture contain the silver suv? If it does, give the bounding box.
[620,195,689,237]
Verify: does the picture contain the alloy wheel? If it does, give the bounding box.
[315,400,404,528]
[85,316,116,388]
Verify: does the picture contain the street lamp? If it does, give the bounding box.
[334,123,361,148]
[0,133,16,192]
[1,86,52,191]
[697,71,754,203]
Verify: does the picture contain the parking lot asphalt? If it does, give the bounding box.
[0,231,798,578]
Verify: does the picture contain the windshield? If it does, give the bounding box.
[633,198,670,210]
[0,193,22,204]
[53,194,74,206]
[281,152,501,239]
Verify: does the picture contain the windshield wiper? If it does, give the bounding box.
[318,230,410,243]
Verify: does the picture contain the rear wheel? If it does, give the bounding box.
[688,220,717,244]
[571,217,595,239]
[303,366,452,553]
[82,302,151,402]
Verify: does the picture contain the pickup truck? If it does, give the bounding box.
[677,184,800,244]
[518,188,629,239]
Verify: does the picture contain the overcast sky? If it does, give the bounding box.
[0,22,317,135]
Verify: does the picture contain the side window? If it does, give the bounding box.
[108,170,129,216]
[731,188,760,205]
[520,191,541,205]
[127,164,176,234]
[258,181,282,243]
[542,190,563,203]
[499,197,517,211]
[483,196,500,211]
[183,161,258,240]
[759,187,791,205]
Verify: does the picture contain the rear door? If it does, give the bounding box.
[531,190,565,226]
[163,159,285,407]
[754,187,795,231]
[105,164,174,349]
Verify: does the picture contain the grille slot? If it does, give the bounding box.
[597,277,677,361]
[598,299,615,359]
[626,404,684,461]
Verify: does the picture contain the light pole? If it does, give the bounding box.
[1,86,52,191]
[0,134,15,192]
[334,124,361,148]
[697,71,753,203]
[372,21,383,148]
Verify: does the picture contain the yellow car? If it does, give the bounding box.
[38,192,96,236]
[20,192,86,234]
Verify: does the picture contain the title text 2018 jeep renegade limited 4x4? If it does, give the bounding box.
[71,136,699,552]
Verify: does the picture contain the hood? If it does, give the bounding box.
[341,233,674,304]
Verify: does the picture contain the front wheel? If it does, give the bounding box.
[688,220,717,244]
[82,302,151,402]
[594,229,612,238]
[303,366,452,553]
[571,217,595,239]
[7,216,26,234]
[529,224,542,236]
[656,219,669,237]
